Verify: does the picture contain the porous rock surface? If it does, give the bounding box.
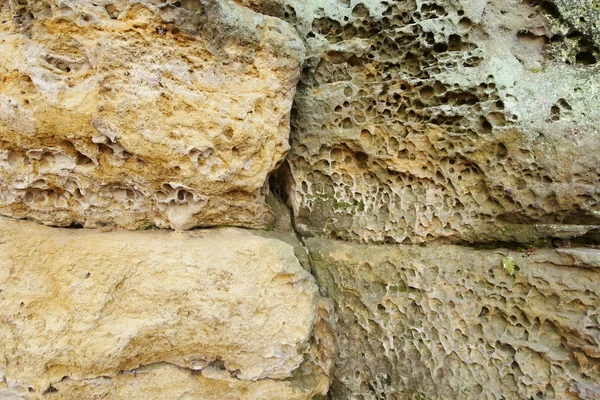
[270,1,600,398]
[240,0,600,244]
[0,218,333,398]
[0,0,303,230]
[309,238,600,400]
[1,0,599,399]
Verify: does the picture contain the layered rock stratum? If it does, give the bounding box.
[0,0,599,399]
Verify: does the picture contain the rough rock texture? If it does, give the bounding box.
[239,0,600,244]
[0,0,304,230]
[1,0,599,399]
[309,238,600,400]
[275,1,600,397]
[2,362,332,400]
[0,218,333,398]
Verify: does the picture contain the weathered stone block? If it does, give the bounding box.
[0,0,304,230]
[308,238,600,399]
[0,218,332,398]
[3,363,330,400]
[241,0,600,244]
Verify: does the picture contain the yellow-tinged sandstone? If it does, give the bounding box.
[0,218,331,397]
[1,362,331,400]
[0,0,304,230]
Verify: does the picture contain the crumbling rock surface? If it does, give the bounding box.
[308,238,600,400]
[1,0,599,399]
[2,362,331,400]
[0,218,333,398]
[0,0,304,230]
[239,0,600,244]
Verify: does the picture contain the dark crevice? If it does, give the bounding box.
[268,159,318,274]
[42,385,58,394]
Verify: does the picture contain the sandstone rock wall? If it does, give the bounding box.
[0,0,599,399]
[235,0,600,398]
[0,2,337,398]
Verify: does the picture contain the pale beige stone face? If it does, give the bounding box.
[0,218,330,396]
[0,0,304,230]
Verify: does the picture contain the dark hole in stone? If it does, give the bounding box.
[496,143,508,158]
[76,152,93,166]
[43,386,58,394]
[433,42,448,53]
[347,55,364,67]
[480,117,492,133]
[448,34,463,51]
[458,17,472,29]
[576,51,596,65]
[540,1,560,18]
[355,152,369,168]
[517,31,549,45]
